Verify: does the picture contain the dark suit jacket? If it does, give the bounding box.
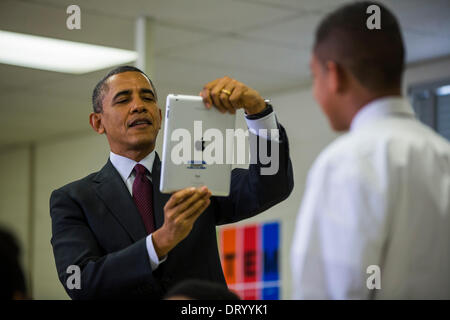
[50,124,293,299]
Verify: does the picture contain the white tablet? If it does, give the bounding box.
[160,94,236,196]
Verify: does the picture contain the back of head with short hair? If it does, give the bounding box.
[92,65,157,113]
[314,1,405,92]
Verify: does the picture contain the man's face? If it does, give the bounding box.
[96,71,162,155]
[310,53,345,131]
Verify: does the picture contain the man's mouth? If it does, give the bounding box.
[129,119,152,128]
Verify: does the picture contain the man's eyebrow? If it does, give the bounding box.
[112,88,155,102]
[112,90,131,101]
[140,88,155,97]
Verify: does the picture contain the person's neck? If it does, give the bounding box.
[112,145,154,162]
[345,88,402,128]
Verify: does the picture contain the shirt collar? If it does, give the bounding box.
[109,150,156,181]
[350,96,415,132]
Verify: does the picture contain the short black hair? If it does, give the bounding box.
[314,1,405,92]
[92,65,157,113]
[164,279,240,300]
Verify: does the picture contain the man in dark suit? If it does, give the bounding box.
[50,66,293,299]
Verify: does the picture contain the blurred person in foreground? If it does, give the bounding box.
[50,66,293,299]
[291,1,450,299]
[0,226,28,299]
[164,279,240,300]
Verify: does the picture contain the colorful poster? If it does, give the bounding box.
[219,221,280,300]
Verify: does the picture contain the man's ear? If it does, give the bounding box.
[326,61,346,94]
[89,112,105,134]
[158,108,162,129]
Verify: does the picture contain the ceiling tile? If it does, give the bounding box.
[241,13,323,52]
[30,0,295,33]
[163,36,309,77]
[0,0,449,147]
[153,55,305,95]
[232,0,352,12]
[0,0,135,49]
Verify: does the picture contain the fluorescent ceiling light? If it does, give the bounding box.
[436,85,450,96]
[0,30,138,74]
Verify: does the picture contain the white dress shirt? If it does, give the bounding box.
[291,96,450,299]
[110,111,279,272]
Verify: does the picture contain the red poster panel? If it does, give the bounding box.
[242,225,261,300]
[235,227,244,298]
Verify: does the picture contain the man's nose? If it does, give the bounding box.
[130,97,147,113]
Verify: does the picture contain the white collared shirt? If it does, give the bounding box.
[110,111,279,272]
[291,96,450,299]
[110,150,155,193]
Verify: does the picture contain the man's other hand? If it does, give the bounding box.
[200,76,266,115]
[152,186,212,258]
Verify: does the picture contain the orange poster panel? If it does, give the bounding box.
[220,228,236,285]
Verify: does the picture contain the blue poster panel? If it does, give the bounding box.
[262,222,280,300]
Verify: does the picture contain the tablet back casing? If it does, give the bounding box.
[160,94,236,196]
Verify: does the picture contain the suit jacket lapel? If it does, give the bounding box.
[93,159,147,242]
[152,153,171,230]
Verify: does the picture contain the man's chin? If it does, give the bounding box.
[132,138,155,149]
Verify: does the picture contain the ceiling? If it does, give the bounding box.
[1,0,450,148]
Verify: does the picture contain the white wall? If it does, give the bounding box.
[1,55,449,300]
[32,133,110,299]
